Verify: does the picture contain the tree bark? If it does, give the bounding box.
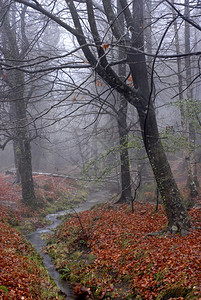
[184,0,198,197]
[116,0,132,203]
[13,71,35,205]
[127,0,190,232]
[116,100,132,203]
[138,102,190,232]
[0,3,36,205]
[9,101,21,183]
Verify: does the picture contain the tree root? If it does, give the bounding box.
[147,228,168,237]
[147,226,190,237]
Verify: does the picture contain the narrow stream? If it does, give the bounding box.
[26,190,109,299]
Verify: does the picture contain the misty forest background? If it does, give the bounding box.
[0,0,201,227]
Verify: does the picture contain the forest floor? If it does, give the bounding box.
[0,173,86,299]
[46,199,201,299]
[0,173,201,299]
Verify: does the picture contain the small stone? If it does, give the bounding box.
[171,225,178,233]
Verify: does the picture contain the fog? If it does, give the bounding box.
[0,0,200,196]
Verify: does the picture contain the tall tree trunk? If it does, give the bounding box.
[93,114,98,177]
[13,139,21,184]
[171,0,198,200]
[116,0,132,203]
[184,0,198,197]
[13,69,36,206]
[9,101,21,183]
[127,0,190,232]
[144,0,153,66]
[138,103,190,232]
[1,4,36,205]
[117,100,132,203]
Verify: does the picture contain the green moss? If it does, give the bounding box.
[16,216,51,234]
[71,250,83,259]
[121,238,129,249]
[17,185,88,234]
[157,286,193,300]
[69,273,79,282]
[0,286,9,294]
[155,271,165,283]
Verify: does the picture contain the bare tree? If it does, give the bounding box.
[10,0,193,233]
[0,1,36,205]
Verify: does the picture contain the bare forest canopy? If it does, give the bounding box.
[0,0,201,232]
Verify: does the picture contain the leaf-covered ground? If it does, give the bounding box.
[0,173,201,299]
[47,201,201,299]
[0,173,82,233]
[0,206,66,299]
[0,173,80,299]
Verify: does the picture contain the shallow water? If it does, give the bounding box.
[26,189,109,299]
